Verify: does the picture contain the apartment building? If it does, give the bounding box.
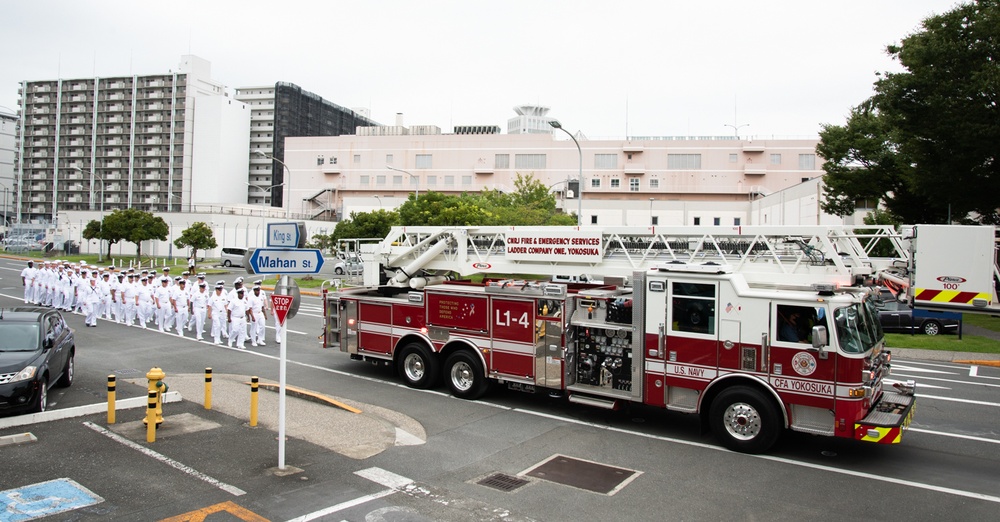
[15,55,249,224]
[235,83,379,211]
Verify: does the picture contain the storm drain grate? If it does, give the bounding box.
[477,473,529,492]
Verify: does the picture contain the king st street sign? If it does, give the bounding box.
[247,248,325,275]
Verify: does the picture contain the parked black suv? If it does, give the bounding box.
[0,308,75,415]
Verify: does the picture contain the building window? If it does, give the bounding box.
[316,156,324,165]
[591,178,601,189]
[376,175,386,186]
[649,178,659,189]
[462,176,472,186]
[629,178,640,191]
[713,217,720,226]
[729,153,737,163]
[495,154,510,169]
[591,215,598,225]
[415,154,433,169]
[667,154,702,169]
[770,154,782,165]
[444,175,455,185]
[514,154,546,169]
[610,178,620,189]
[353,154,361,164]
[393,175,403,186]
[386,154,393,164]
[594,154,617,169]
[799,154,816,170]
[694,217,701,225]
[359,175,370,185]
[331,157,337,164]
[652,216,659,225]
[427,175,437,186]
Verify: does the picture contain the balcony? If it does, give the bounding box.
[622,143,644,153]
[742,143,766,153]
[623,164,646,175]
[744,163,767,175]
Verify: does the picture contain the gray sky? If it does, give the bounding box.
[1,0,961,138]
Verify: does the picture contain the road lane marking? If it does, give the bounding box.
[916,394,1000,407]
[83,422,246,496]
[285,489,396,522]
[891,364,956,375]
[159,501,268,522]
[908,427,1000,445]
[893,374,1000,389]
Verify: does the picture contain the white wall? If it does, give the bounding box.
[190,96,251,206]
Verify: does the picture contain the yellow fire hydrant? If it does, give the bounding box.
[143,367,167,431]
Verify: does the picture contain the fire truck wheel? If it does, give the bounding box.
[444,351,488,400]
[397,343,440,389]
[710,386,781,454]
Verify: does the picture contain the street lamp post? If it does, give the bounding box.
[386,165,419,200]
[549,120,583,227]
[247,182,285,247]
[649,198,655,225]
[254,150,292,219]
[74,167,104,262]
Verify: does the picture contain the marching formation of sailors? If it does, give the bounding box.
[20,260,278,350]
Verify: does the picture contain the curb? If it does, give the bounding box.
[954,360,1000,368]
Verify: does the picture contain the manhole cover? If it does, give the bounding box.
[477,473,529,492]
[523,455,641,495]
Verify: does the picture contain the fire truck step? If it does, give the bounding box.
[567,394,619,410]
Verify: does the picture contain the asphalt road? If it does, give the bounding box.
[0,257,998,521]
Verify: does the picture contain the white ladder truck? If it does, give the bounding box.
[322,224,999,453]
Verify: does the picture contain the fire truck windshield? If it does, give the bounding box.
[834,299,885,354]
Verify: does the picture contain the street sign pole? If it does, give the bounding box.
[270,289,295,471]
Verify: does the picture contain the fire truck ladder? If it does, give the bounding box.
[369,225,909,289]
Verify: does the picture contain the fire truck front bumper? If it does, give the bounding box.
[854,384,916,444]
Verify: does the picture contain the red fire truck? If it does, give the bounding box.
[322,225,999,453]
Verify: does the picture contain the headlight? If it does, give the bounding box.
[11,366,38,383]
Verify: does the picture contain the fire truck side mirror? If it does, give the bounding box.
[811,326,829,359]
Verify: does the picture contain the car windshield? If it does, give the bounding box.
[834,299,884,354]
[0,324,40,352]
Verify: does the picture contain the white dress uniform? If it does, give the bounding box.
[136,278,155,328]
[248,286,267,346]
[122,275,139,325]
[153,279,172,332]
[20,262,36,304]
[189,283,210,340]
[83,279,102,327]
[99,274,113,320]
[227,289,253,349]
[171,281,191,336]
[208,285,230,345]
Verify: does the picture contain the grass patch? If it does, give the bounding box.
[885,333,1000,354]
[961,313,1000,333]
[259,275,341,289]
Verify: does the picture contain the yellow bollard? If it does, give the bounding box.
[146,391,157,443]
[250,376,259,427]
[107,375,116,424]
[204,368,213,410]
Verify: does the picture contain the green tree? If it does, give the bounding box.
[81,218,118,258]
[331,209,400,242]
[103,208,169,260]
[173,222,218,271]
[818,0,1000,224]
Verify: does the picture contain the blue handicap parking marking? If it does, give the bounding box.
[1,478,103,522]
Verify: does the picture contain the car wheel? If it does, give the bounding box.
[922,320,942,336]
[397,343,439,389]
[223,260,232,267]
[709,386,781,453]
[444,351,488,400]
[57,351,74,387]
[33,378,48,413]
[335,267,344,275]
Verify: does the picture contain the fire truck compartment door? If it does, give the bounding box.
[490,298,537,381]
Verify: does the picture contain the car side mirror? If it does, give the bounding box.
[810,326,829,360]
[43,337,54,350]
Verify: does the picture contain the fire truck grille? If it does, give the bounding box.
[477,473,530,492]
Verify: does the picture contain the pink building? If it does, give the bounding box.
[283,130,822,226]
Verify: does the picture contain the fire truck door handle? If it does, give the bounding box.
[761,333,769,372]
[657,323,665,358]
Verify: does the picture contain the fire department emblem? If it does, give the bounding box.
[791,352,817,376]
